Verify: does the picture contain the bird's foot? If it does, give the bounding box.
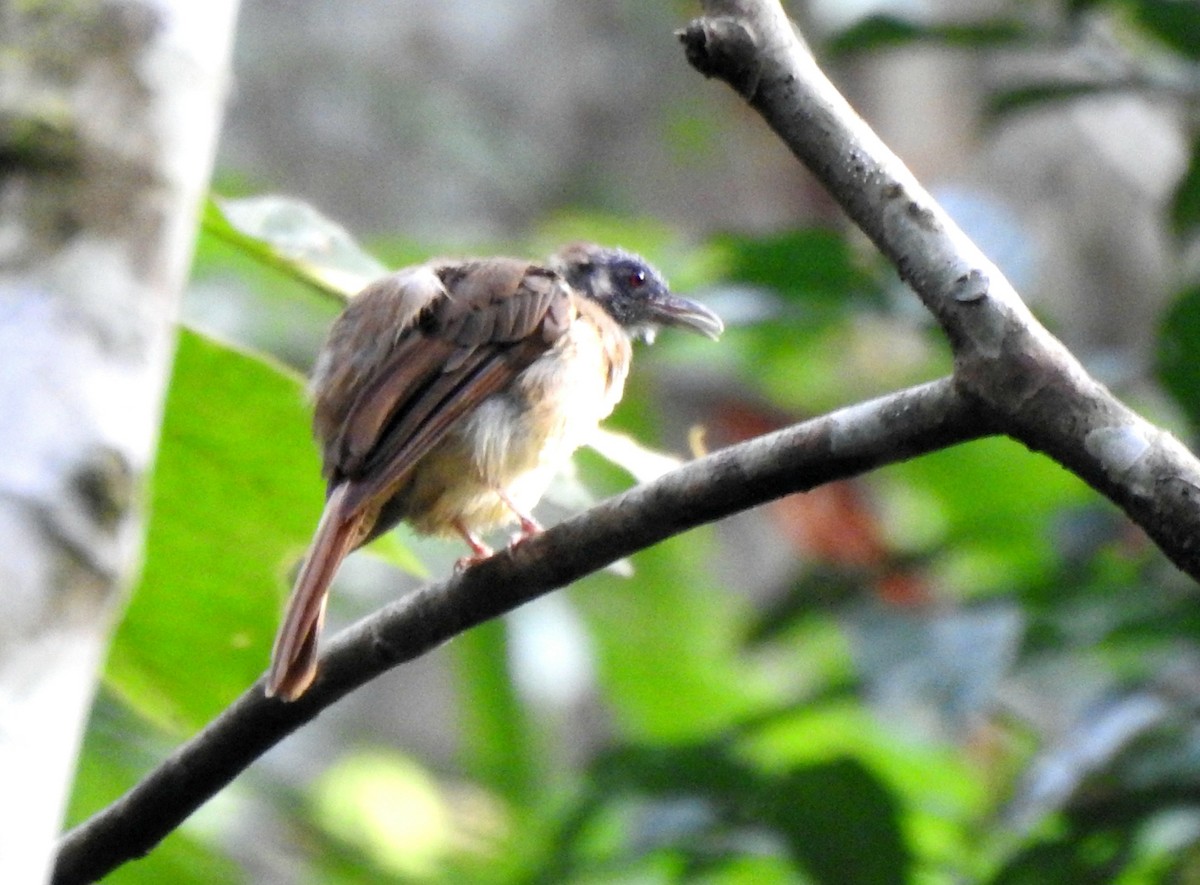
[507,522,543,549]
[453,521,494,572]
[498,492,542,547]
[454,553,489,572]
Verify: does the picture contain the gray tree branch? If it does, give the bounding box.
[53,377,985,884]
[680,0,1200,580]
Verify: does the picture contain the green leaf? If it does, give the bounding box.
[742,703,983,875]
[713,229,882,311]
[203,195,386,301]
[449,619,543,804]
[1170,138,1200,238]
[581,743,911,885]
[572,531,767,742]
[767,759,910,885]
[105,329,328,730]
[68,693,173,825]
[365,529,431,580]
[109,327,430,731]
[1127,0,1200,60]
[991,832,1131,885]
[984,82,1136,119]
[828,14,1031,55]
[1155,285,1200,432]
[880,437,1094,593]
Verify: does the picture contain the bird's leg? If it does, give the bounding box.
[453,520,494,571]
[498,490,543,546]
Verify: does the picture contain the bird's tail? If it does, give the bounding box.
[266,484,365,701]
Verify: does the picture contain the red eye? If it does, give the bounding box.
[628,270,646,288]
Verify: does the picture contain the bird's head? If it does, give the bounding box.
[550,243,724,344]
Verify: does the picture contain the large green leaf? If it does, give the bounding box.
[106,329,327,730]
[767,759,911,885]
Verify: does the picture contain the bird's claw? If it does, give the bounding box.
[509,513,543,545]
[453,520,494,571]
[454,552,490,572]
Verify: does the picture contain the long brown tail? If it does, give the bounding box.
[266,483,366,701]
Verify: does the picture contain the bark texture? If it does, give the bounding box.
[0,2,238,880]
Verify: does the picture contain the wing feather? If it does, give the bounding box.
[269,257,572,699]
[320,257,571,510]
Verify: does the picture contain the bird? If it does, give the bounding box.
[265,242,723,701]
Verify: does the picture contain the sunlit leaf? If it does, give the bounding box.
[311,750,460,879]
[587,427,683,484]
[105,330,326,729]
[204,195,386,301]
[878,437,1094,593]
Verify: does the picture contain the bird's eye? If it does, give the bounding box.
[628,269,647,289]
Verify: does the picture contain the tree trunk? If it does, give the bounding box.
[0,2,238,880]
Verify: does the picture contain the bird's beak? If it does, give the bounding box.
[646,292,724,340]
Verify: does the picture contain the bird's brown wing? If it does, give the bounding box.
[331,258,572,506]
[267,258,571,700]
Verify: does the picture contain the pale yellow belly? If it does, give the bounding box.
[399,320,627,537]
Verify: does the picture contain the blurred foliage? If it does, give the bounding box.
[65,0,1200,882]
[1171,137,1200,240]
[1156,285,1200,429]
[826,15,1031,55]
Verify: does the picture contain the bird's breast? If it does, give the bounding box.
[400,311,631,536]
[464,312,628,487]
